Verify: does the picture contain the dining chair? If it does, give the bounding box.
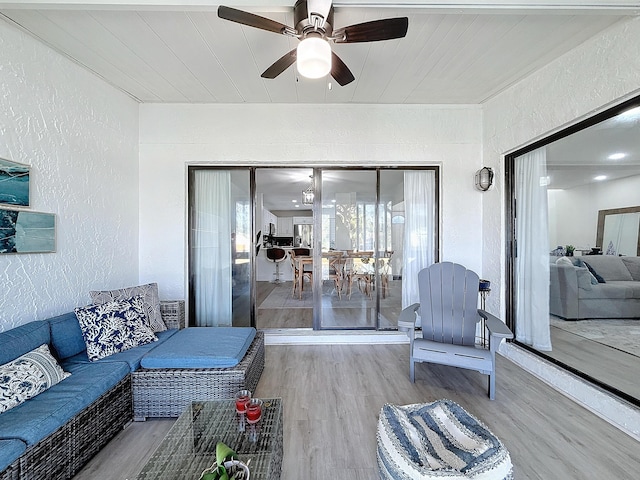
[325,251,345,299]
[345,252,375,299]
[378,250,393,299]
[289,250,312,299]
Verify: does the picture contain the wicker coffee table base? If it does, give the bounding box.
[132,331,265,420]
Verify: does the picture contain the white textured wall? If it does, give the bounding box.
[139,104,483,300]
[484,17,640,434]
[0,20,139,331]
[549,175,640,250]
[483,16,640,315]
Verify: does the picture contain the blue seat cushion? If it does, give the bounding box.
[0,321,50,365]
[47,311,87,360]
[140,327,256,369]
[0,439,26,472]
[63,329,178,372]
[0,361,129,445]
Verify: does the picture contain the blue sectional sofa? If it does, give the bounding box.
[0,304,264,480]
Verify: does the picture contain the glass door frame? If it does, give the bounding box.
[187,166,258,328]
[187,165,440,331]
[504,95,640,407]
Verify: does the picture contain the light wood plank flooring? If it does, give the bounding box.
[73,344,640,480]
[256,281,401,330]
[548,325,640,399]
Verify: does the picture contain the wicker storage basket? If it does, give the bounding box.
[132,331,265,420]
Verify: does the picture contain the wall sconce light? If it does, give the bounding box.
[302,176,314,205]
[475,167,494,191]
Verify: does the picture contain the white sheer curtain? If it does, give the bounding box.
[192,170,232,326]
[402,170,436,323]
[515,147,552,350]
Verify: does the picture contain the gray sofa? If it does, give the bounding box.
[549,255,640,319]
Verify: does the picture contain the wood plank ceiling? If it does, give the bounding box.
[0,1,635,104]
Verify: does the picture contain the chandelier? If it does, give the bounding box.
[302,176,314,205]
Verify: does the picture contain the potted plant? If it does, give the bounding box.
[565,245,575,256]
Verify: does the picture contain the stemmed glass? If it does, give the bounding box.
[246,398,263,443]
[246,398,263,424]
[235,390,251,432]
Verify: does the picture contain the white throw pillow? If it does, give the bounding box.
[0,344,71,413]
[90,282,167,332]
[555,256,573,266]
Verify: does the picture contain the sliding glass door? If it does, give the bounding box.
[188,166,438,331]
[188,168,251,327]
[317,168,437,330]
[319,170,378,328]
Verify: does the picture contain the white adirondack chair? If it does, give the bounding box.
[398,262,513,400]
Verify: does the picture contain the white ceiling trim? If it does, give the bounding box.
[2,1,639,14]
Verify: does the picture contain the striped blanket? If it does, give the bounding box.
[377,400,513,479]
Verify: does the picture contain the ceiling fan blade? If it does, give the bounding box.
[331,52,355,86]
[262,49,298,79]
[333,17,408,43]
[218,5,291,35]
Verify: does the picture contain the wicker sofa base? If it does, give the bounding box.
[0,461,18,480]
[132,331,265,420]
[18,375,132,480]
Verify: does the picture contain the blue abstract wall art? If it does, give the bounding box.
[0,208,55,254]
[0,158,30,207]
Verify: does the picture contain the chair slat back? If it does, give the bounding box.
[418,262,480,346]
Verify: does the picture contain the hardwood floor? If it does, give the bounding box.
[547,325,640,399]
[256,280,402,330]
[73,344,640,480]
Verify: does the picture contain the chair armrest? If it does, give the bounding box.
[160,300,185,330]
[398,303,420,331]
[478,309,513,339]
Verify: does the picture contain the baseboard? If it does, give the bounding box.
[264,328,409,345]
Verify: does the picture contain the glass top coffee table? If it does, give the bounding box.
[137,398,283,480]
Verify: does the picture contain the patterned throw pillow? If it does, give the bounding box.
[74,296,158,361]
[90,283,167,332]
[0,344,71,413]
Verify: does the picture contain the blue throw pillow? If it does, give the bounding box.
[583,261,606,284]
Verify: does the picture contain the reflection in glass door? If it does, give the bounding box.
[188,168,251,327]
[378,170,407,329]
[319,170,377,328]
[188,166,437,331]
[318,168,436,329]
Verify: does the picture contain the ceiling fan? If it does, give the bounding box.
[218,0,408,86]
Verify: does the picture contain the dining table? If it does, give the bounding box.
[293,251,377,299]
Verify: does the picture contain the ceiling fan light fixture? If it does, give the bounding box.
[297,37,331,79]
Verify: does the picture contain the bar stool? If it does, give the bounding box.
[266,248,287,284]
